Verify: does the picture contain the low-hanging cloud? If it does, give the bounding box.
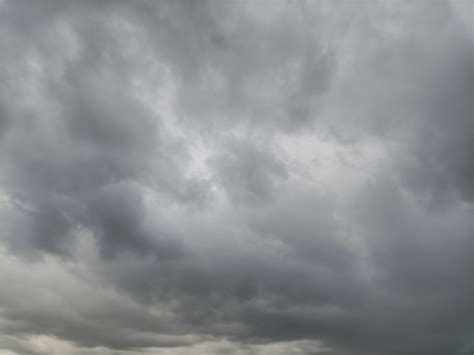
[0,1,473,355]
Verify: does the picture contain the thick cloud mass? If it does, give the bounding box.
[0,1,473,354]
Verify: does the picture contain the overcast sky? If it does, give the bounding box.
[0,1,473,354]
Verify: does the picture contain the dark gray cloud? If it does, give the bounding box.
[0,1,473,354]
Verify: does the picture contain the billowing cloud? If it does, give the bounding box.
[0,1,473,354]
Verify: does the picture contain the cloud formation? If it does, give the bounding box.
[0,1,473,354]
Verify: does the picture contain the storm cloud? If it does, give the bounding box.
[0,1,473,354]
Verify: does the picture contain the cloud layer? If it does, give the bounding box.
[0,1,473,354]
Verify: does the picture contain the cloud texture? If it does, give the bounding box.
[0,1,473,354]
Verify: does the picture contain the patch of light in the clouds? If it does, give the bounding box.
[132,59,220,198]
[275,131,387,282]
[185,139,215,184]
[0,336,332,355]
[276,131,387,196]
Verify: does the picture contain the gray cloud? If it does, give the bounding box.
[211,138,288,204]
[0,1,473,354]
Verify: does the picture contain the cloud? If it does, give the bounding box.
[0,1,473,354]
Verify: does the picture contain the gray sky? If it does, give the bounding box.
[0,1,473,354]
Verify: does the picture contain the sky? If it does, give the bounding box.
[0,0,473,354]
